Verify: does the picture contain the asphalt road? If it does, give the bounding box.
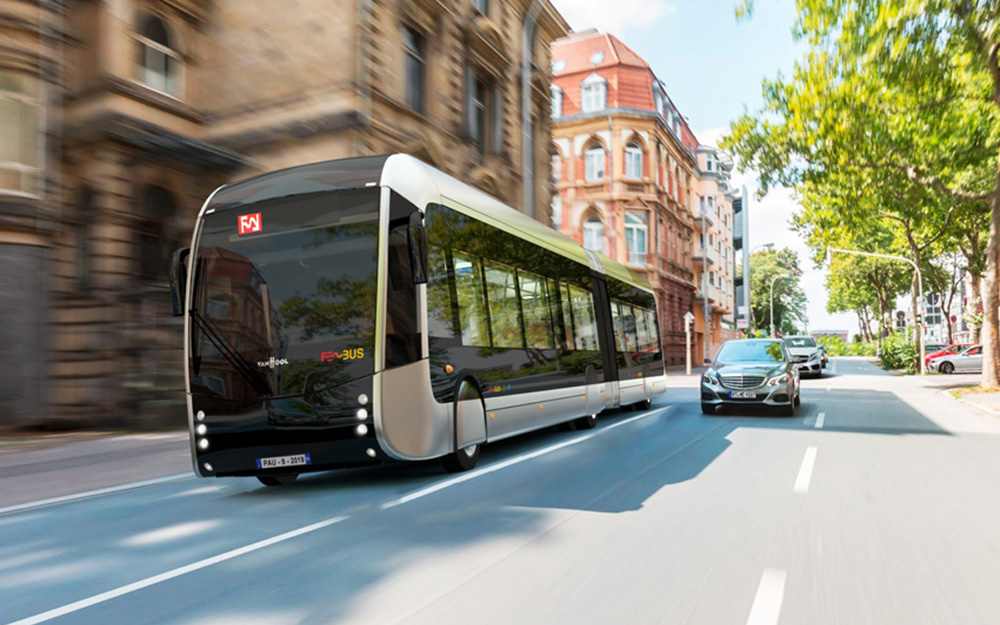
[3,358,1000,625]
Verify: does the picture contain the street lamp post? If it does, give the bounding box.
[828,247,925,375]
[769,273,790,337]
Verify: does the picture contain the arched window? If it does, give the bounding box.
[584,144,605,181]
[580,73,607,113]
[551,86,563,119]
[137,14,181,97]
[582,215,605,254]
[551,195,562,230]
[625,142,643,179]
[551,150,561,185]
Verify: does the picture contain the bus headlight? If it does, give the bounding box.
[355,424,368,436]
[358,393,368,405]
[196,410,205,421]
[356,408,368,421]
[196,424,207,436]
[198,438,210,450]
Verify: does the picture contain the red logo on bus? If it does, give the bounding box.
[238,213,262,235]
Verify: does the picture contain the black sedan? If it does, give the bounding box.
[701,339,801,416]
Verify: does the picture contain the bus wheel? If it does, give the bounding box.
[572,413,597,430]
[636,398,652,411]
[441,443,480,472]
[257,474,298,487]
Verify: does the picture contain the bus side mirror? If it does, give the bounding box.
[408,213,428,285]
[170,247,190,316]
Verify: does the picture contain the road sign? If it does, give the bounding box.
[951,314,958,323]
[737,318,749,329]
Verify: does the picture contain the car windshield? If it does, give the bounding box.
[716,341,786,364]
[783,337,816,348]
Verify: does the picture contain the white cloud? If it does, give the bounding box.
[698,129,859,336]
[552,0,675,34]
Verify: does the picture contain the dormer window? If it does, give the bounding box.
[581,73,607,113]
[706,154,714,172]
[136,14,181,97]
[551,59,566,73]
[590,51,605,65]
[551,86,563,119]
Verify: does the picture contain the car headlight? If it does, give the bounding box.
[702,372,720,385]
[767,374,790,386]
[809,352,820,361]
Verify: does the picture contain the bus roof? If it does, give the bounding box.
[205,154,652,295]
[380,154,652,294]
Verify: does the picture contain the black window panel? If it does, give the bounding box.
[424,203,603,400]
[385,191,421,369]
[191,187,380,404]
[404,28,425,114]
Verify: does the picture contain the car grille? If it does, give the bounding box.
[720,373,766,389]
[791,355,809,363]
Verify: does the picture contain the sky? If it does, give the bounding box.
[550,0,858,335]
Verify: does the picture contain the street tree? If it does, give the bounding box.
[749,248,806,335]
[725,0,999,383]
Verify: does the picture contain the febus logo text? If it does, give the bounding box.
[238,212,262,235]
[257,357,289,369]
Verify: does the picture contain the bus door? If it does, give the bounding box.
[591,275,619,410]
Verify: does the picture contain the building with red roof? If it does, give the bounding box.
[548,29,735,365]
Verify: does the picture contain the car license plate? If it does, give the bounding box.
[256,453,311,470]
[730,391,757,399]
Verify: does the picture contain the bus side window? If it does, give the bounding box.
[385,191,421,369]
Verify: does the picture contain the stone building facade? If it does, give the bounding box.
[549,30,700,367]
[0,0,568,427]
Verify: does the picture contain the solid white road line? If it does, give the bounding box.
[794,447,818,494]
[830,360,838,374]
[0,473,194,516]
[814,412,826,429]
[382,406,671,509]
[4,515,349,625]
[746,569,787,625]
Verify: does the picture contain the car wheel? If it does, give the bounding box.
[940,362,955,374]
[441,443,480,472]
[779,402,796,417]
[701,403,715,415]
[794,392,801,407]
[257,474,298,487]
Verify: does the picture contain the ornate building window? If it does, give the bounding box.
[136,14,182,97]
[584,144,605,181]
[0,72,40,196]
[625,211,648,265]
[404,28,426,114]
[625,142,643,179]
[551,150,561,185]
[466,66,501,154]
[551,86,563,119]
[583,215,606,254]
[580,74,607,113]
[551,195,562,230]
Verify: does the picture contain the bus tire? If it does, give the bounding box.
[441,443,480,472]
[257,474,298,487]
[572,413,597,430]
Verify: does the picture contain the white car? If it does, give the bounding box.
[782,335,823,378]
[930,345,983,374]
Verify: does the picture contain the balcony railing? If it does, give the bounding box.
[692,245,717,265]
[695,207,715,227]
[695,283,717,302]
[628,250,648,266]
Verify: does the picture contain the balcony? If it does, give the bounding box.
[627,251,648,266]
[692,245,717,265]
[695,283,717,302]
[694,207,715,228]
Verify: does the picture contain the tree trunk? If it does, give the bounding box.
[982,172,1000,387]
[970,269,983,343]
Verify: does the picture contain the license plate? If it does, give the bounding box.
[730,391,757,399]
[256,453,311,469]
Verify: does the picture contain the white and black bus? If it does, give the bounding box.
[171,155,666,485]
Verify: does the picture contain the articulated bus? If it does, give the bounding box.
[171,155,666,486]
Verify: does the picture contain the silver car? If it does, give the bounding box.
[929,344,983,374]
[701,339,801,416]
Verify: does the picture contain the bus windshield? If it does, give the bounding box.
[189,187,380,402]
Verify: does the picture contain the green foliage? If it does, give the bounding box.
[879,332,918,374]
[748,247,807,334]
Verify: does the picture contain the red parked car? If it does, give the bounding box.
[925,344,974,365]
